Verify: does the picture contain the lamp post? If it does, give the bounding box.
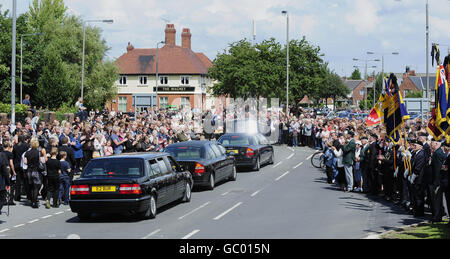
[282,10,289,116]
[81,19,113,101]
[153,40,165,123]
[11,0,17,127]
[367,51,399,104]
[20,33,43,104]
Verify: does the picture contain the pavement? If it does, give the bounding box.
[0,145,427,239]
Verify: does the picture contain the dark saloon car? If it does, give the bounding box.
[218,133,274,171]
[69,153,193,220]
[165,141,236,190]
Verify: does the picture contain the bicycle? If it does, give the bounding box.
[311,150,325,169]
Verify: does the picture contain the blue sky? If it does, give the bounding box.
[2,0,450,77]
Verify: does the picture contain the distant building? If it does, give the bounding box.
[109,24,214,113]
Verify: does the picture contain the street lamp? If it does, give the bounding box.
[153,40,165,123]
[367,51,399,104]
[81,19,114,101]
[352,58,380,79]
[20,33,43,104]
[282,10,289,116]
[11,0,17,127]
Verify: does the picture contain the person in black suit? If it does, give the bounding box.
[366,134,379,195]
[12,135,29,202]
[431,141,450,225]
[0,149,11,215]
[409,139,426,217]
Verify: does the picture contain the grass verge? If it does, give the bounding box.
[381,219,450,239]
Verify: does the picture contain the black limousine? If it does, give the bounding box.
[218,133,274,171]
[165,140,236,190]
[69,153,193,220]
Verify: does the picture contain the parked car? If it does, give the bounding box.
[165,140,236,190]
[69,153,193,221]
[218,133,274,171]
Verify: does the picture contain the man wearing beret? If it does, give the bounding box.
[429,139,446,222]
[410,139,426,217]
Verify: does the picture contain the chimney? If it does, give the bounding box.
[409,70,416,76]
[181,28,191,49]
[126,42,134,52]
[165,24,176,46]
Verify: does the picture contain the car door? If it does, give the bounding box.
[158,157,176,205]
[255,134,269,163]
[166,155,185,199]
[148,159,167,207]
[210,143,226,181]
[217,143,234,176]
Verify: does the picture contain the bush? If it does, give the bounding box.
[0,103,30,115]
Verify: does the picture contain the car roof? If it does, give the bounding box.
[166,140,216,148]
[92,152,168,160]
[220,133,259,137]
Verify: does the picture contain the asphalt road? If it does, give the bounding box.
[0,145,423,239]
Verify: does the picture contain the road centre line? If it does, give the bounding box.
[0,229,10,233]
[306,154,313,160]
[272,161,282,168]
[181,229,200,239]
[28,219,39,224]
[213,202,243,220]
[293,162,303,169]
[221,191,229,196]
[41,215,52,219]
[142,229,162,239]
[251,190,261,197]
[14,224,25,228]
[178,201,211,220]
[275,171,290,181]
[286,153,294,160]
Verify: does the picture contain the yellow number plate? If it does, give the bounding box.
[92,186,116,192]
[228,150,238,154]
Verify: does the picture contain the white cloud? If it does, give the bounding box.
[345,0,380,35]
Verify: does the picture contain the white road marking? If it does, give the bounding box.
[251,190,261,197]
[41,215,52,219]
[142,229,162,239]
[221,191,229,196]
[287,147,295,152]
[0,229,10,233]
[54,211,64,215]
[28,219,39,224]
[275,171,290,181]
[67,234,81,239]
[178,201,211,220]
[181,229,200,239]
[272,161,282,168]
[14,224,25,228]
[286,153,294,160]
[293,162,303,169]
[306,154,313,160]
[213,202,243,220]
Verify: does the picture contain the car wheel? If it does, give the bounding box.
[182,182,192,202]
[229,165,237,181]
[253,157,260,171]
[208,173,215,190]
[142,194,157,219]
[77,212,91,221]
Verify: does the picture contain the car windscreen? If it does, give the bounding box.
[219,135,253,146]
[165,146,203,160]
[82,158,144,178]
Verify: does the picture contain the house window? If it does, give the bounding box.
[181,76,190,85]
[139,76,148,85]
[160,97,169,109]
[118,97,128,112]
[118,76,127,85]
[359,90,365,96]
[181,97,190,108]
[159,76,168,85]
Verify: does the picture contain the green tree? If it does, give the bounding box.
[0,0,118,110]
[350,68,362,80]
[319,69,350,110]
